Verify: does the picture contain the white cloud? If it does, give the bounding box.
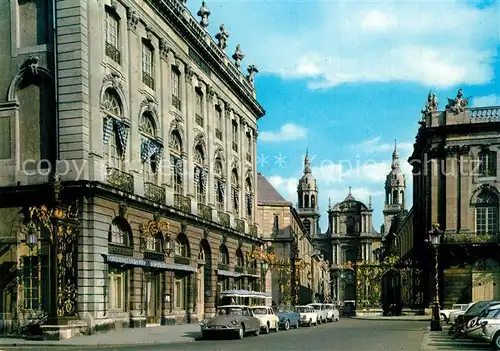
[188,0,498,89]
[259,123,307,142]
[350,137,413,155]
[473,94,500,107]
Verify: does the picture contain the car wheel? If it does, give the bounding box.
[275,321,279,332]
[335,317,339,322]
[237,325,245,340]
[493,331,500,350]
[308,319,312,327]
[284,320,290,331]
[440,314,446,322]
[254,328,260,336]
[264,322,270,334]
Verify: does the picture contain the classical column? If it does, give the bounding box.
[206,87,215,206]
[184,65,195,197]
[336,243,340,265]
[445,151,458,231]
[224,104,232,212]
[238,116,246,219]
[160,44,173,186]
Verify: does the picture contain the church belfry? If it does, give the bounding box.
[297,149,321,237]
[382,141,406,235]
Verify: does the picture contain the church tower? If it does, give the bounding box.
[297,150,321,237]
[382,141,406,235]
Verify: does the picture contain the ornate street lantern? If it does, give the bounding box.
[25,222,38,250]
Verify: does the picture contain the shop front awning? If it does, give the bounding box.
[103,254,197,273]
[217,269,243,278]
[220,289,272,299]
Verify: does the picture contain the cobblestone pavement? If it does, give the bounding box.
[0,318,427,350]
[420,327,491,350]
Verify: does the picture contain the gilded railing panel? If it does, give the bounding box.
[174,194,191,213]
[197,203,212,221]
[106,167,134,193]
[144,182,166,204]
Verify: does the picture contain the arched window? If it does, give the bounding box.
[475,190,499,235]
[169,131,183,194]
[194,145,206,203]
[214,159,224,210]
[311,195,316,208]
[303,219,311,234]
[231,170,239,213]
[304,194,310,208]
[236,249,244,267]
[219,244,230,265]
[108,218,132,246]
[245,178,253,219]
[175,234,190,258]
[400,191,405,206]
[103,89,126,170]
[140,113,161,184]
[393,190,398,204]
[346,216,355,234]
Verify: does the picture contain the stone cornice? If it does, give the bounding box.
[143,0,265,119]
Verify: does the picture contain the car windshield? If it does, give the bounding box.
[485,309,500,319]
[218,307,243,316]
[465,301,495,315]
[277,307,292,313]
[252,308,267,315]
[295,306,309,313]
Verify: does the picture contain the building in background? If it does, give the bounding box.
[0,0,265,339]
[296,151,321,237]
[255,173,330,306]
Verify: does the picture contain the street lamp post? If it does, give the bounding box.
[428,223,443,331]
[261,261,269,292]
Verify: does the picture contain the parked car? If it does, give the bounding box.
[250,306,280,334]
[448,303,473,325]
[480,320,500,350]
[463,304,500,340]
[324,303,340,322]
[275,305,300,330]
[308,303,329,323]
[440,303,470,323]
[450,300,500,335]
[296,305,318,327]
[200,305,261,339]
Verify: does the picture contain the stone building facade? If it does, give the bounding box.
[394,90,500,309]
[296,152,321,237]
[255,173,330,305]
[0,0,265,339]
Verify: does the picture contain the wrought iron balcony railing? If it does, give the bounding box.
[109,244,133,257]
[142,72,155,90]
[174,194,191,213]
[144,182,166,204]
[195,114,204,127]
[174,255,191,265]
[218,263,229,271]
[235,219,245,233]
[198,203,212,221]
[235,266,245,273]
[215,129,222,140]
[171,94,181,110]
[107,167,134,193]
[144,251,165,261]
[218,211,230,227]
[105,42,121,64]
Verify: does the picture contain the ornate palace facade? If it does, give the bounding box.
[0,0,265,339]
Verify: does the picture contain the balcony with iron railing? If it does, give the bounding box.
[105,42,121,64]
[235,266,245,273]
[215,129,222,140]
[218,263,230,271]
[174,194,191,213]
[109,243,133,257]
[171,94,181,110]
[142,72,155,90]
[174,255,191,265]
[144,182,166,204]
[195,114,204,127]
[197,203,212,221]
[107,167,134,193]
[144,250,165,261]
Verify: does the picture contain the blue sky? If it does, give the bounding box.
[187,0,500,232]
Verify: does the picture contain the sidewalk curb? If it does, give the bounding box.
[0,337,197,348]
[349,316,431,321]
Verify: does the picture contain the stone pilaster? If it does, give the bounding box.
[160,45,173,186]
[445,156,458,231]
[206,88,215,206]
[184,65,195,197]
[225,105,233,213]
[460,153,472,231]
[129,267,146,327]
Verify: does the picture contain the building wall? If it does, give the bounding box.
[409,101,500,308]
